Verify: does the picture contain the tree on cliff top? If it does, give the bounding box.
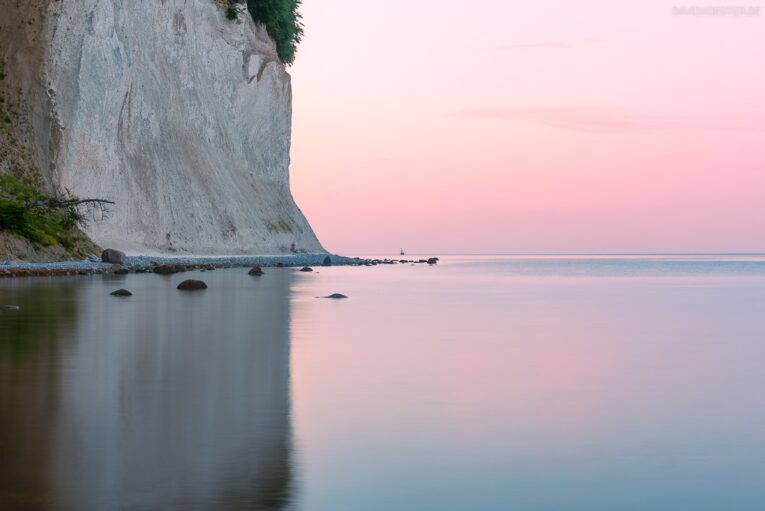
[241,0,303,65]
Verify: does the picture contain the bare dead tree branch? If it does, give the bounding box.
[26,198,116,210]
[23,188,115,228]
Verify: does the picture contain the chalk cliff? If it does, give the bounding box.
[0,0,323,254]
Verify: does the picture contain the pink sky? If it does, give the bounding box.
[288,0,765,255]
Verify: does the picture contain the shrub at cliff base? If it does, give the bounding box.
[0,175,88,250]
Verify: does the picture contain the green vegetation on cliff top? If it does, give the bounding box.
[230,0,303,64]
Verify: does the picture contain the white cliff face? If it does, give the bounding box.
[0,0,323,254]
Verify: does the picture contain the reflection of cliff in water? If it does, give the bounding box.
[0,280,80,511]
[0,271,295,511]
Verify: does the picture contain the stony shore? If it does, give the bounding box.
[0,254,438,278]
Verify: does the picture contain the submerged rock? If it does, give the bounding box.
[110,289,132,297]
[154,265,184,275]
[300,266,313,272]
[177,280,208,291]
[102,249,127,265]
[248,266,265,276]
[320,293,348,299]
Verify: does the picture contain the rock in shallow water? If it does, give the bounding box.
[248,266,264,276]
[177,280,208,291]
[110,289,132,297]
[321,293,347,299]
[300,267,313,272]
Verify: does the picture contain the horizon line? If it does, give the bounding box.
[359,252,765,257]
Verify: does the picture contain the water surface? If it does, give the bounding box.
[1,256,765,510]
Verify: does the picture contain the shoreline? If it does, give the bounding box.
[0,254,437,278]
[0,253,362,278]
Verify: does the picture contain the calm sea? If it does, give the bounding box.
[1,255,765,511]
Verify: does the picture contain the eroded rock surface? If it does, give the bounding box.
[0,0,323,255]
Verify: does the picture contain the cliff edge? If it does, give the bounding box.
[0,0,323,256]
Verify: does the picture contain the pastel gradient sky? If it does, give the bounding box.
[288,0,765,255]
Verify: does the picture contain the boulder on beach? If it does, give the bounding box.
[300,266,313,272]
[322,256,332,266]
[102,249,127,265]
[177,280,208,291]
[110,289,132,297]
[248,266,264,276]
